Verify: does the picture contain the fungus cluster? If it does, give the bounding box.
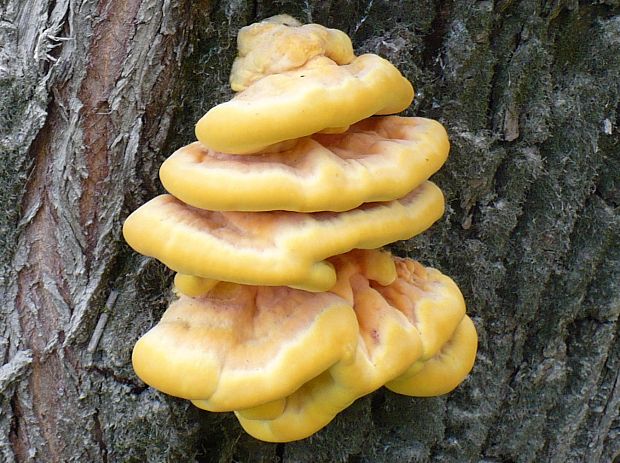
[123,15,477,442]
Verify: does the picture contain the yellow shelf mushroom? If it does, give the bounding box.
[196,14,413,154]
[230,14,355,91]
[131,249,476,442]
[162,117,449,212]
[234,250,476,442]
[196,54,414,154]
[375,258,466,361]
[123,181,444,292]
[386,315,478,397]
[132,283,359,411]
[124,14,478,444]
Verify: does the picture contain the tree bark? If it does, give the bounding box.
[1,1,618,462]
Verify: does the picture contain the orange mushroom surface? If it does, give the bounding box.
[123,13,474,445]
[122,181,444,292]
[230,14,355,91]
[386,315,478,397]
[162,117,449,212]
[196,54,414,154]
[234,250,475,442]
[373,258,466,361]
[132,284,358,411]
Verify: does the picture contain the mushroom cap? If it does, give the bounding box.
[234,250,470,442]
[122,181,444,292]
[230,15,354,91]
[385,315,478,396]
[132,283,358,410]
[162,117,449,212]
[196,54,414,154]
[374,258,466,360]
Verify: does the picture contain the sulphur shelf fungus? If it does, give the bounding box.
[123,14,478,443]
[132,283,359,411]
[230,14,355,91]
[122,181,445,292]
[161,116,449,212]
[131,250,477,442]
[196,14,413,155]
[233,250,473,442]
[196,54,414,154]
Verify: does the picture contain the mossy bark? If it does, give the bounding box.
[1,1,618,462]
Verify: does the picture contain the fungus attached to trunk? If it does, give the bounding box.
[230,14,355,91]
[132,283,358,411]
[162,117,449,212]
[122,181,444,292]
[196,54,414,154]
[123,14,478,444]
[386,315,478,397]
[234,250,476,442]
[195,14,413,154]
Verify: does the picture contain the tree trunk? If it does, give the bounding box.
[1,1,618,462]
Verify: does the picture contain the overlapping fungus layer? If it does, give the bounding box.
[123,14,478,443]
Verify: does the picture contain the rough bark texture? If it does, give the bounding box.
[1,0,618,462]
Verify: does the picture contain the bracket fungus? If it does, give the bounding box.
[123,181,444,292]
[197,14,414,157]
[230,14,355,91]
[161,117,449,212]
[132,284,359,411]
[234,250,474,442]
[123,15,478,443]
[196,54,414,154]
